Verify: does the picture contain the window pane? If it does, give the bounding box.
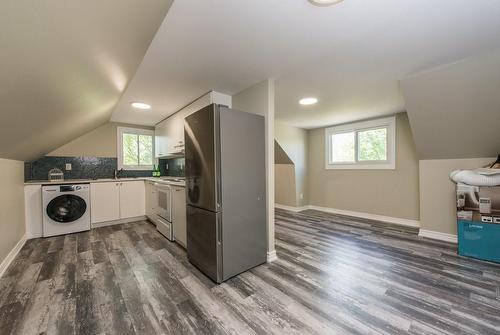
[357,128,387,161]
[331,132,355,163]
[139,135,153,165]
[123,133,139,166]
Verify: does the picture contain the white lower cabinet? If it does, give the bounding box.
[145,181,157,222]
[119,180,145,219]
[24,185,43,238]
[172,186,187,248]
[90,182,120,223]
[90,181,145,224]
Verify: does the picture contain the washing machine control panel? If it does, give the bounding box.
[58,184,89,192]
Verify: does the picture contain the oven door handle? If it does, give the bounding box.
[154,183,172,190]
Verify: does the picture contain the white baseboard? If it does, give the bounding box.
[91,216,148,228]
[305,205,421,228]
[267,250,278,263]
[275,203,309,213]
[418,229,457,243]
[275,203,420,228]
[0,234,27,278]
[275,204,458,244]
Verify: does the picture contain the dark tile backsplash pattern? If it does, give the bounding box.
[25,156,187,182]
[159,157,185,177]
[24,156,175,182]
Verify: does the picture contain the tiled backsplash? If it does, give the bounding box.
[159,157,185,177]
[24,156,183,181]
[25,156,151,181]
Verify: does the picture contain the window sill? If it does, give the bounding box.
[325,163,395,170]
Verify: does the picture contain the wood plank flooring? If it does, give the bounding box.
[1,208,500,334]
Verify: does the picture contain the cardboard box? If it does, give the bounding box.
[456,184,500,222]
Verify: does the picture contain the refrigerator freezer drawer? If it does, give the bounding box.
[187,205,222,282]
[458,220,500,263]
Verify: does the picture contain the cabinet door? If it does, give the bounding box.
[166,114,184,154]
[90,182,120,224]
[145,181,157,221]
[172,186,187,247]
[119,181,146,219]
[155,119,168,158]
[145,181,152,218]
[25,185,43,238]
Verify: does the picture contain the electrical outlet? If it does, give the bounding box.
[65,163,72,171]
[481,216,493,223]
[299,193,304,200]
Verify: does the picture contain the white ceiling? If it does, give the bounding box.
[111,0,500,129]
[0,0,173,161]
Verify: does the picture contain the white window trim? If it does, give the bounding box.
[117,127,156,171]
[325,116,396,170]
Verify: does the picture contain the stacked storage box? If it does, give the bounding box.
[457,184,500,263]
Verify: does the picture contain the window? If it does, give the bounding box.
[325,116,395,170]
[117,127,155,170]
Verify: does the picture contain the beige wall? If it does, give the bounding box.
[0,159,26,267]
[275,122,309,207]
[48,122,153,158]
[275,164,297,207]
[275,141,293,165]
[233,79,276,256]
[419,157,494,235]
[307,112,420,220]
[0,1,172,162]
[402,48,500,159]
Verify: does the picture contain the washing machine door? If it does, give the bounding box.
[46,195,87,223]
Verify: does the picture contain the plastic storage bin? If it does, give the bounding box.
[458,220,500,264]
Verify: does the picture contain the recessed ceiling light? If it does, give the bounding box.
[309,0,344,6]
[131,102,151,110]
[299,97,318,106]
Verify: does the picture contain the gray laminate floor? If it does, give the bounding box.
[1,209,500,334]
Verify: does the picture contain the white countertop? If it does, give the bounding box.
[25,177,186,187]
[143,177,186,187]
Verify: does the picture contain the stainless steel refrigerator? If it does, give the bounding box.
[184,103,267,283]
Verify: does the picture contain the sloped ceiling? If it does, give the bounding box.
[110,0,500,129]
[275,141,294,165]
[401,48,500,159]
[0,0,173,162]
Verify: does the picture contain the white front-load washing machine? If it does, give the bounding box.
[42,184,91,237]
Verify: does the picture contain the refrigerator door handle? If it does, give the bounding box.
[217,215,223,283]
[217,218,222,243]
[215,105,223,211]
